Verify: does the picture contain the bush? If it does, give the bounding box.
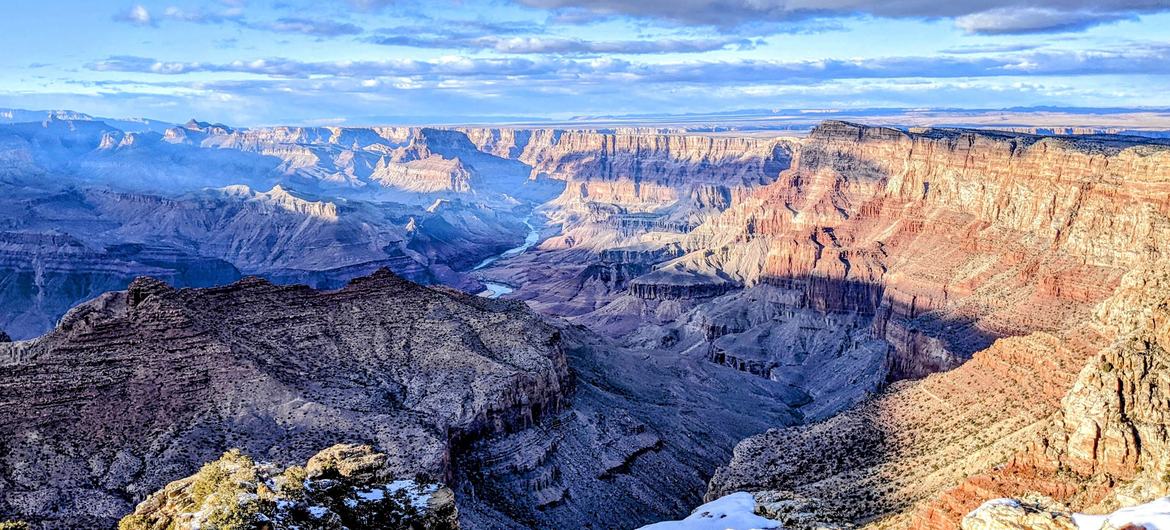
[203,498,261,530]
[277,465,308,499]
[116,515,149,530]
[0,522,31,530]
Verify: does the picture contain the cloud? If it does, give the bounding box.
[940,43,1046,54]
[512,0,1170,33]
[113,4,153,26]
[368,16,763,55]
[112,4,362,37]
[159,6,244,24]
[371,33,758,54]
[88,55,591,79]
[87,44,1170,84]
[48,72,1170,127]
[263,17,363,36]
[347,0,395,10]
[954,8,1136,34]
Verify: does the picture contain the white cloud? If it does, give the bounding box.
[113,4,153,26]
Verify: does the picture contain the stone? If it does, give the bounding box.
[119,444,459,530]
[960,498,1077,530]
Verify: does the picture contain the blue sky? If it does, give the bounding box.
[2,0,1169,125]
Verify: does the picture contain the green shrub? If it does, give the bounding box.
[116,514,149,530]
[203,497,261,530]
[277,465,308,499]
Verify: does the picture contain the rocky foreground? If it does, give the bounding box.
[119,444,458,530]
[0,269,568,527]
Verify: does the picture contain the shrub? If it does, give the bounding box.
[277,465,308,499]
[202,497,261,530]
[116,515,149,530]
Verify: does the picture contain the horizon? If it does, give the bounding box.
[9,104,1170,131]
[3,1,1170,126]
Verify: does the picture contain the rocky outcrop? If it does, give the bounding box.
[705,258,1170,529]
[960,498,1077,530]
[0,269,568,528]
[119,444,458,530]
[629,277,739,300]
[962,495,1170,529]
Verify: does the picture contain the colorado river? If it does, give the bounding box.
[475,215,540,298]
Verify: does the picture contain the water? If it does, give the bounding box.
[475,215,540,298]
[479,281,515,298]
[472,215,540,271]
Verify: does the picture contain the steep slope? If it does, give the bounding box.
[0,270,568,528]
[520,122,1170,421]
[706,259,1170,529]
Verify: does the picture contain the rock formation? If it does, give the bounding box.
[0,181,533,339]
[0,270,568,527]
[5,115,1170,529]
[512,121,1170,422]
[0,267,817,530]
[960,498,1077,530]
[961,495,1170,530]
[705,258,1170,529]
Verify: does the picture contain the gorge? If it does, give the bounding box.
[1,112,1169,529]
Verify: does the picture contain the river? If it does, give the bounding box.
[474,214,540,298]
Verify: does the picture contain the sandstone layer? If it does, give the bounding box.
[707,259,1170,529]
[498,121,1170,423]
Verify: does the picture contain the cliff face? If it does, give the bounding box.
[611,121,1170,386]
[0,270,568,528]
[479,122,1170,431]
[706,258,1170,530]
[909,259,1170,529]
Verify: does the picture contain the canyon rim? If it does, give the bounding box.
[3,1,1170,529]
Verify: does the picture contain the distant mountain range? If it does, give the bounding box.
[0,108,175,133]
[6,106,1170,137]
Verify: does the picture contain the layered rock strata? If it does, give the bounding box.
[563,121,1170,400]
[0,270,568,528]
[707,259,1170,529]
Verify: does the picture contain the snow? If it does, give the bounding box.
[354,479,436,510]
[357,487,385,501]
[307,505,329,518]
[1073,496,1170,529]
[636,492,782,530]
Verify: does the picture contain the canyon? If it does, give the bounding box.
[1,111,1169,529]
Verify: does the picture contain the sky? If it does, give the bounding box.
[1,0,1170,125]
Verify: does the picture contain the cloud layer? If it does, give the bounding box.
[518,0,1170,33]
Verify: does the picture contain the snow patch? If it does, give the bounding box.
[354,479,437,510]
[1072,496,1170,529]
[307,505,329,518]
[637,492,782,530]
